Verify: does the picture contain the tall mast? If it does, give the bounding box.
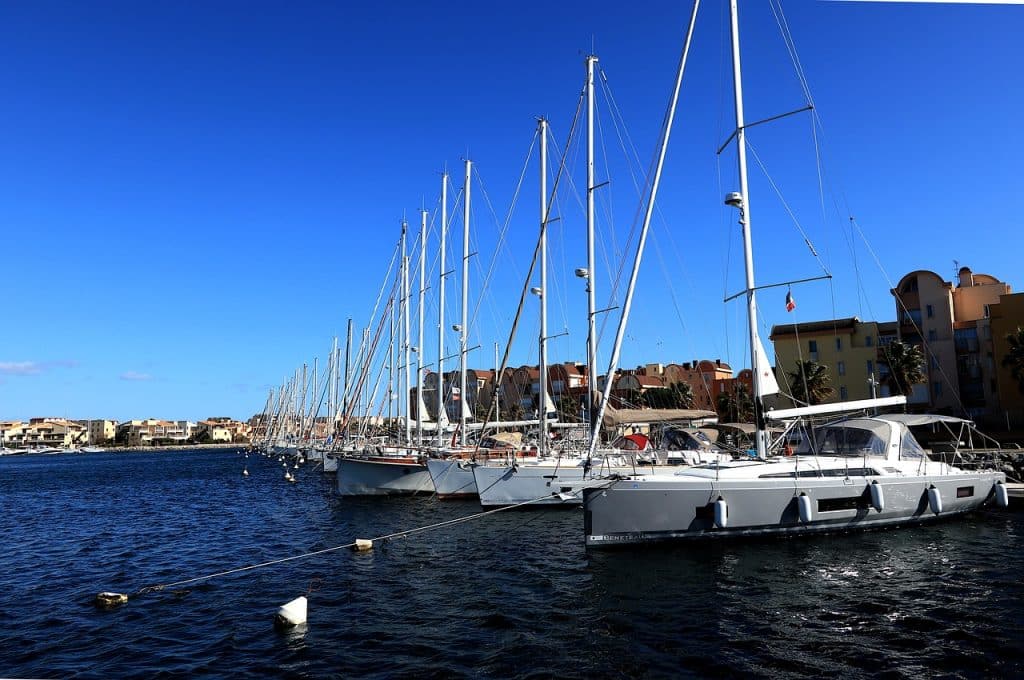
[387,266,396,427]
[417,209,427,447]
[538,117,550,455]
[330,336,338,435]
[437,172,448,449]
[586,0,700,461]
[460,158,471,446]
[494,342,501,430]
[728,0,768,459]
[585,54,599,425]
[402,220,412,446]
[343,319,352,427]
[311,356,318,440]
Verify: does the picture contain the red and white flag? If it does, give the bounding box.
[785,290,796,312]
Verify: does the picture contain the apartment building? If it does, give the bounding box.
[989,292,1024,427]
[116,419,191,446]
[3,418,88,449]
[771,317,885,406]
[893,267,1009,418]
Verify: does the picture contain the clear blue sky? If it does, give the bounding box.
[1,1,1021,422]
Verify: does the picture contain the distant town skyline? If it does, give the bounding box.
[1,1,1021,421]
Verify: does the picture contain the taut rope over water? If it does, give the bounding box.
[93,486,611,609]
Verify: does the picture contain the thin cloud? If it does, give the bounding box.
[120,371,153,381]
[0,360,77,376]
[0,361,43,376]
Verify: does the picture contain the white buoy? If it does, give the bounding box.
[995,481,1009,508]
[870,481,885,512]
[274,596,307,627]
[288,475,297,483]
[353,539,374,551]
[713,497,728,529]
[243,468,249,477]
[94,592,129,608]
[928,485,943,514]
[293,464,300,470]
[797,493,813,523]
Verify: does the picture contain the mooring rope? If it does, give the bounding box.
[105,487,604,604]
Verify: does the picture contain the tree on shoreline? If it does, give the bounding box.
[1002,327,1024,393]
[787,360,834,406]
[880,340,926,397]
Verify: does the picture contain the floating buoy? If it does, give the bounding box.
[797,493,813,523]
[870,481,885,512]
[353,539,374,552]
[713,497,728,529]
[243,468,249,477]
[928,485,943,514]
[274,596,308,628]
[995,481,1009,508]
[94,592,128,609]
[288,475,297,483]
[293,464,300,470]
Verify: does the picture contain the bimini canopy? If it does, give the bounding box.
[802,417,926,461]
[612,433,650,451]
[875,414,974,427]
[602,406,716,428]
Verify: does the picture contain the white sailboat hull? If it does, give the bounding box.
[337,457,435,496]
[584,467,1005,547]
[473,462,634,507]
[426,458,478,499]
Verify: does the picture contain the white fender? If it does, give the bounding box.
[797,493,813,523]
[995,481,1009,509]
[870,481,885,512]
[714,497,728,529]
[275,596,307,627]
[928,485,942,514]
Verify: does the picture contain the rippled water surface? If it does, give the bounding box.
[2,449,1022,678]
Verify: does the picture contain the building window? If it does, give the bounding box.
[865,335,873,347]
[933,381,943,398]
[983,304,991,318]
[866,360,874,375]
[809,340,817,353]
[837,361,846,376]
[928,329,937,342]
[839,386,848,400]
[836,338,843,351]
[926,304,934,319]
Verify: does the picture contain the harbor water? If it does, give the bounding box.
[2,448,1023,678]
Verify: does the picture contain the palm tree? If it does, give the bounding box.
[1001,327,1024,393]
[668,381,695,409]
[556,396,580,422]
[880,340,926,397]
[787,360,834,406]
[716,383,753,422]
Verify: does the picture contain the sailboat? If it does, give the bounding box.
[582,0,1008,547]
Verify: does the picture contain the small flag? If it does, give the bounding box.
[785,290,796,312]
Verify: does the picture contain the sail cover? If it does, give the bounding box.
[753,334,780,398]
